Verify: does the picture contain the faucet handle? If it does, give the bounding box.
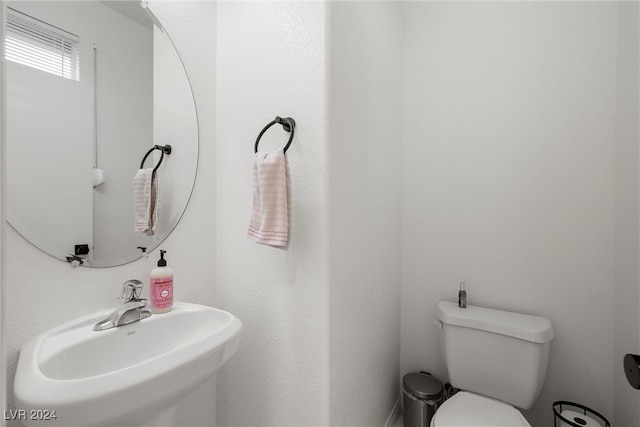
[121,279,144,302]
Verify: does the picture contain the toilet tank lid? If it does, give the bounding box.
[437,301,555,343]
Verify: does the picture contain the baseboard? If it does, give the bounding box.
[384,397,401,427]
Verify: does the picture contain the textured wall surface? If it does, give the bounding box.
[328,2,403,426]
[215,2,330,425]
[613,2,640,426]
[401,3,618,426]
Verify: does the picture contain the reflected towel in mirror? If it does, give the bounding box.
[134,168,158,236]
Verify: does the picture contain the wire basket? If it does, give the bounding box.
[553,401,610,427]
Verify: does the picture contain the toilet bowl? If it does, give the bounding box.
[432,301,554,427]
[430,391,530,427]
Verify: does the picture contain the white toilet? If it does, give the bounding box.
[431,301,555,427]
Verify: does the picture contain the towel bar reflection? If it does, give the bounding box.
[254,116,296,154]
[140,144,172,173]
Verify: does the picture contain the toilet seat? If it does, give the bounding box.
[431,391,531,427]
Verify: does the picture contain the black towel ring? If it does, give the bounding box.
[140,144,172,173]
[254,116,296,154]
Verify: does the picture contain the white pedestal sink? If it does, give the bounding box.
[13,302,241,426]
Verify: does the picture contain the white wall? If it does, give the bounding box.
[328,2,403,425]
[613,2,640,426]
[215,2,330,425]
[401,3,618,426]
[2,1,218,425]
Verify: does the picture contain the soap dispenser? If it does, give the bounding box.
[150,249,173,313]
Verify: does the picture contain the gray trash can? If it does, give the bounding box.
[402,372,444,427]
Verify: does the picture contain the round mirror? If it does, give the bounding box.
[4,0,198,267]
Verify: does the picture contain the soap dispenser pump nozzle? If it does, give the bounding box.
[158,250,167,267]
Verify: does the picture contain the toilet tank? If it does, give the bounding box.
[436,301,554,410]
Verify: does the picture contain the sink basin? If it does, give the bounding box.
[14,302,241,426]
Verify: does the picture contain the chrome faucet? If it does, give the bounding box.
[93,280,152,331]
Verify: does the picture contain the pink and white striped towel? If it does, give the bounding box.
[248,149,290,247]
